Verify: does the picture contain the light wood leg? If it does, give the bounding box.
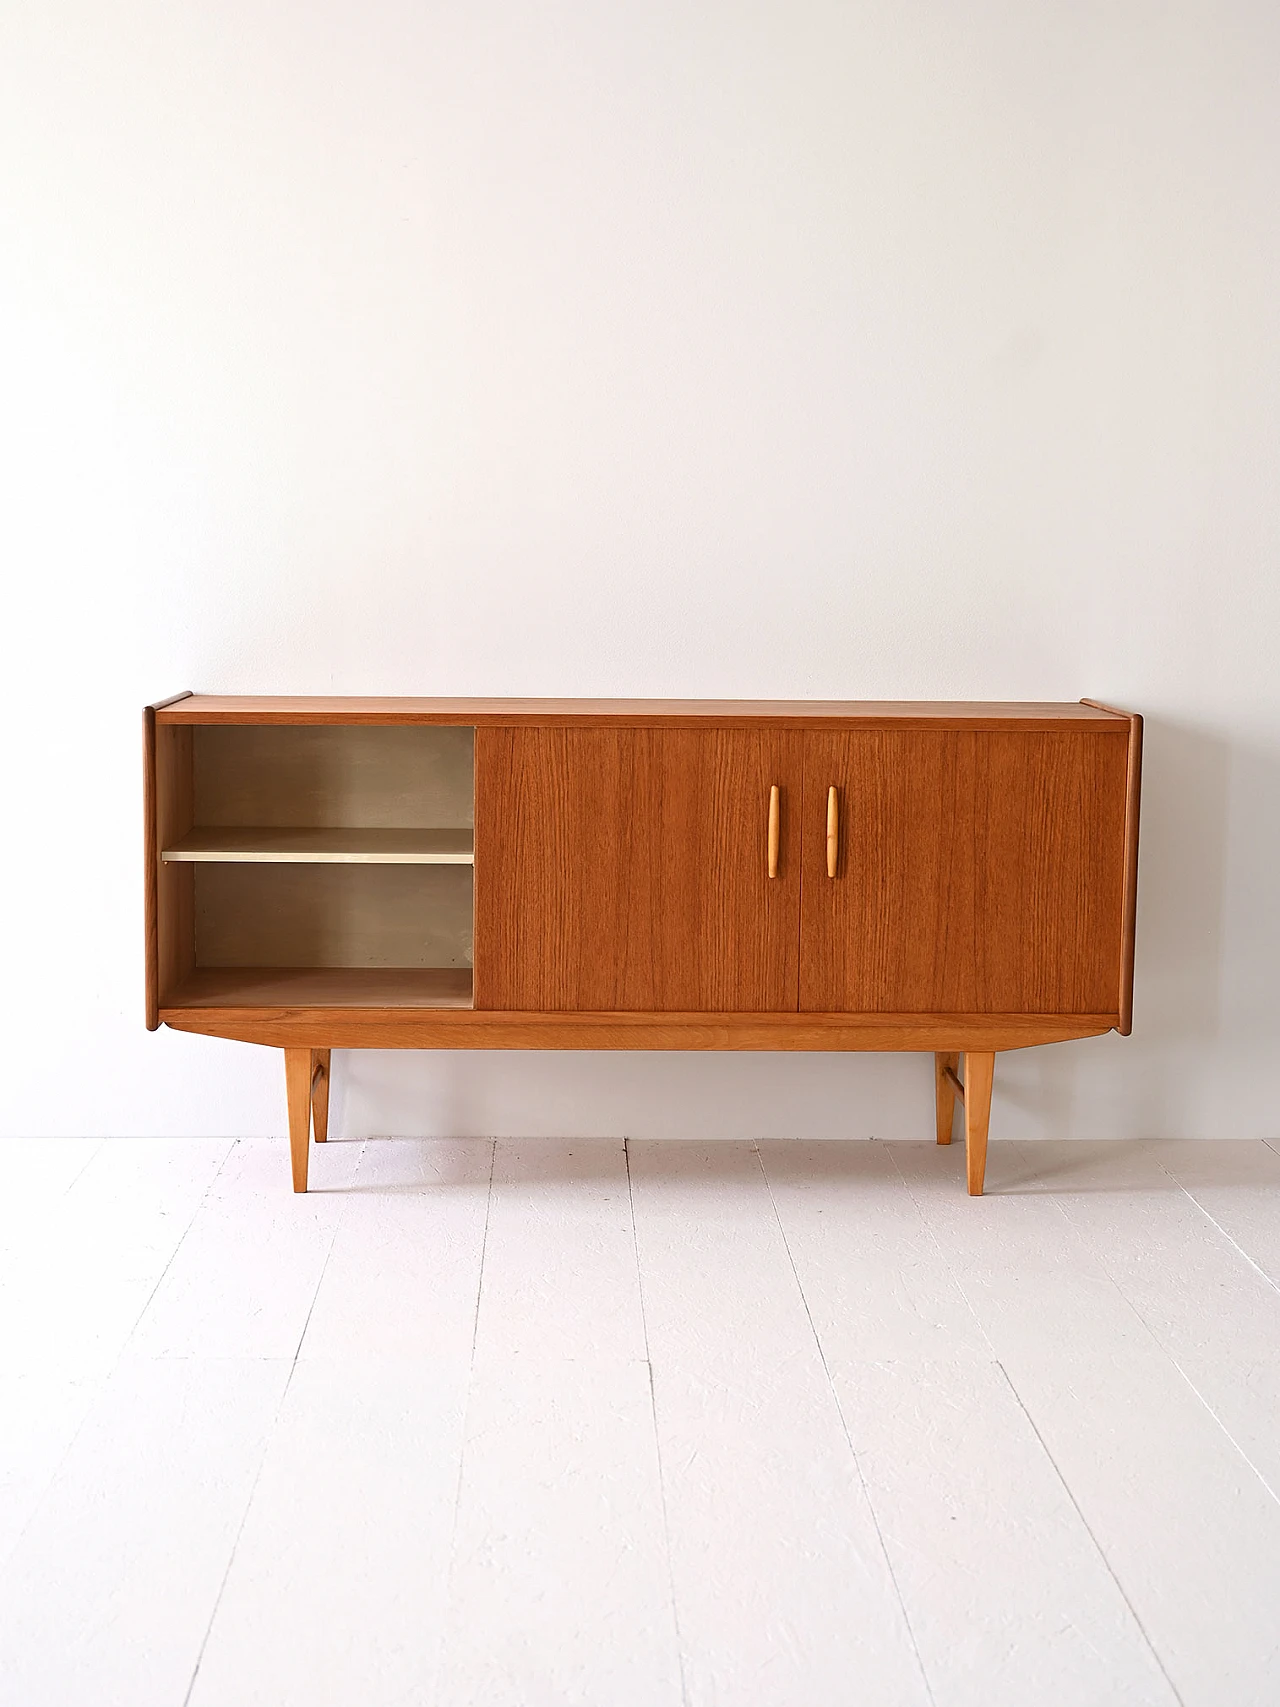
[963,1051,994,1196]
[934,1051,960,1144]
[285,1048,312,1193]
[310,1049,331,1143]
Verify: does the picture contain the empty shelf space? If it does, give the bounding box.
[164,967,474,1008]
[162,827,474,864]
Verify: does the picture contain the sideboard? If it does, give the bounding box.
[144,696,1141,1195]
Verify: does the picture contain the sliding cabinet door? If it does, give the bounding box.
[799,729,1129,1015]
[474,728,802,1011]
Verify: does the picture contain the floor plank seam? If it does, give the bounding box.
[177,1358,296,1707]
[1160,1348,1280,1513]
[288,1139,366,1365]
[1009,1143,1280,1494]
[995,1362,1187,1707]
[62,1138,106,1197]
[178,1136,361,1707]
[117,1137,241,1366]
[1057,1160,1280,1515]
[623,1137,691,1707]
[0,1138,240,1581]
[1156,1159,1280,1301]
[431,1138,498,1707]
[882,1143,999,1359]
[1015,1145,1217,1379]
[1007,1144,1280,1686]
[755,1144,939,1707]
[885,1142,1190,1700]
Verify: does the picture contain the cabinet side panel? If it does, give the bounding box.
[155,725,195,1005]
[1119,714,1142,1034]
[1079,701,1143,1032]
[144,708,159,1028]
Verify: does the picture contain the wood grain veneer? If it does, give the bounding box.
[799,728,1129,1015]
[144,693,194,1026]
[159,697,1128,729]
[284,1048,313,1191]
[144,696,196,1028]
[963,1052,995,1196]
[145,693,1141,1196]
[1081,700,1143,1034]
[935,1051,961,1145]
[473,727,802,1012]
[310,1049,331,1142]
[159,1005,1114,1051]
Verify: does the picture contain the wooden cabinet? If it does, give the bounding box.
[473,728,801,1012]
[145,697,1142,1198]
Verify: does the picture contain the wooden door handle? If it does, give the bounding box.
[826,786,838,877]
[767,785,780,878]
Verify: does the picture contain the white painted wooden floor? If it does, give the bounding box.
[3,1135,1280,1706]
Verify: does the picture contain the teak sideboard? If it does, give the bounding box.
[144,696,1142,1196]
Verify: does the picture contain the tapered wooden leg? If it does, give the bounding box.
[284,1048,312,1193]
[934,1051,960,1144]
[963,1051,994,1196]
[310,1049,331,1143]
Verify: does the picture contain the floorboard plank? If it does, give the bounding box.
[298,1138,492,1362]
[0,1357,289,1707]
[436,1355,683,1707]
[472,1139,646,1363]
[1015,1141,1280,1506]
[0,1138,231,1376]
[189,1357,470,1707]
[128,1138,361,1359]
[630,1141,930,1707]
[760,1140,988,1362]
[8,1136,1280,1705]
[1150,1139,1280,1288]
[433,1139,677,1704]
[765,1141,1177,1706]
[894,1139,1280,1707]
[0,1373,101,1572]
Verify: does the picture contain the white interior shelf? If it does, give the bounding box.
[161,826,475,865]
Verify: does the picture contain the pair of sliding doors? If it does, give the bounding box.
[473,726,1128,1016]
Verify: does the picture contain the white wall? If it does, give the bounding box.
[2,0,1277,1141]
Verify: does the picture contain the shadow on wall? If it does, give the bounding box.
[331,1045,938,1147]
[1001,715,1280,1139]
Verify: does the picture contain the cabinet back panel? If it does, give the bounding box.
[800,730,1128,1014]
[195,864,473,968]
[194,726,474,828]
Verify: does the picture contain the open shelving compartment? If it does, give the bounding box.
[154,723,475,1010]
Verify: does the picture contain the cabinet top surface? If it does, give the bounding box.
[155,696,1133,728]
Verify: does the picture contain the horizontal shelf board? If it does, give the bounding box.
[168,967,474,1008]
[162,827,474,865]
